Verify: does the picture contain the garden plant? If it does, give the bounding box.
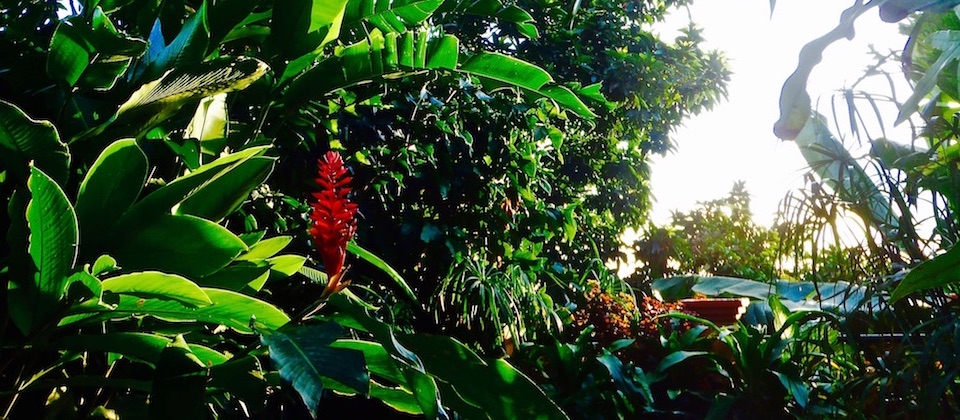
[9,0,960,418]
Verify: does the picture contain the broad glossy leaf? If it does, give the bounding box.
[65,270,103,305]
[437,0,538,39]
[773,370,809,408]
[239,231,267,247]
[187,343,230,366]
[536,85,597,119]
[460,52,552,91]
[285,32,596,119]
[238,236,293,261]
[283,30,457,105]
[47,8,146,90]
[891,245,960,302]
[199,261,271,293]
[9,167,79,334]
[75,139,147,256]
[269,255,308,280]
[343,0,443,33]
[150,338,208,420]
[209,355,267,409]
[327,295,442,418]
[54,332,169,364]
[175,156,276,221]
[331,339,404,385]
[77,57,269,142]
[90,255,120,276]
[119,146,270,223]
[794,114,897,235]
[110,214,246,278]
[102,271,213,307]
[369,382,422,415]
[261,322,368,418]
[400,334,568,420]
[185,93,228,155]
[0,101,69,185]
[64,288,289,333]
[347,242,418,304]
[596,353,656,403]
[271,0,348,58]
[657,350,709,372]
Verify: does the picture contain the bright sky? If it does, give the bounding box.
[650,1,911,227]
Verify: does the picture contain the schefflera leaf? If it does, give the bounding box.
[9,167,79,335]
[260,322,368,419]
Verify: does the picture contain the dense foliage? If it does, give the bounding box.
[633,182,780,282]
[11,0,960,418]
[0,0,731,418]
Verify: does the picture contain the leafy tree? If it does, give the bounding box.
[633,182,779,282]
[310,0,731,348]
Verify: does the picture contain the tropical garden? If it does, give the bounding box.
[3,0,960,418]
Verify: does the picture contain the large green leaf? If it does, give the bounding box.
[271,0,348,58]
[174,156,276,221]
[208,355,268,410]
[343,0,444,33]
[75,56,269,143]
[891,245,960,302]
[150,337,208,420]
[347,241,418,304]
[0,101,69,185]
[63,288,290,333]
[657,350,709,371]
[53,332,170,365]
[101,271,213,308]
[400,334,568,419]
[268,255,308,281]
[75,138,148,256]
[184,93,228,155]
[118,146,270,223]
[459,52,552,91]
[261,322,368,418]
[331,339,405,386]
[284,31,596,118]
[199,261,271,293]
[110,214,247,278]
[327,295,443,419]
[238,236,293,261]
[793,114,898,237]
[9,167,79,335]
[46,7,146,90]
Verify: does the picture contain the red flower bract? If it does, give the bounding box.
[308,151,358,297]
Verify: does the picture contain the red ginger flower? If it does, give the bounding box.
[308,151,358,297]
